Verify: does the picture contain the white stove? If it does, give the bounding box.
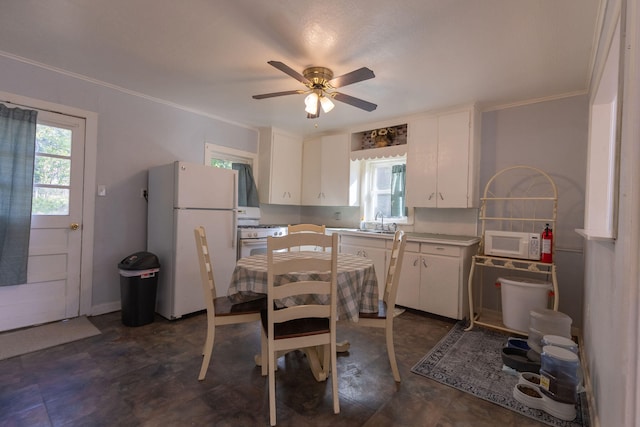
[237,224,287,239]
[236,206,287,258]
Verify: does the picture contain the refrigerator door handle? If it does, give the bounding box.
[232,212,237,248]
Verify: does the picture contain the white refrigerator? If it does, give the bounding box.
[147,161,238,319]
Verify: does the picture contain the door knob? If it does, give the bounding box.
[70,223,80,231]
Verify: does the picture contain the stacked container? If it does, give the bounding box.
[539,345,581,404]
[528,308,572,353]
[499,277,552,333]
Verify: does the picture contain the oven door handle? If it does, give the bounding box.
[240,240,268,247]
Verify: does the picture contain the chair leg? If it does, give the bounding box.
[198,318,216,381]
[322,344,330,379]
[268,343,277,426]
[331,337,340,414]
[260,329,268,377]
[385,322,401,382]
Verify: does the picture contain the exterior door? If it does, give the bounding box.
[0,110,85,332]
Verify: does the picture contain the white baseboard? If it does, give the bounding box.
[90,302,121,316]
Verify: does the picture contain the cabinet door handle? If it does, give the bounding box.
[428,192,435,200]
[439,192,444,200]
[413,258,418,267]
[422,258,428,268]
[362,250,368,258]
[317,193,322,199]
[283,191,287,198]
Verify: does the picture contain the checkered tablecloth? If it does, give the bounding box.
[228,251,379,321]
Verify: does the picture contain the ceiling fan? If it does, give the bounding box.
[252,61,377,118]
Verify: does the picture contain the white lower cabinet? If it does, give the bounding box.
[396,241,476,320]
[340,235,387,299]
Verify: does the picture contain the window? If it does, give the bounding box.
[362,156,409,223]
[204,143,260,207]
[32,124,72,215]
[205,143,256,173]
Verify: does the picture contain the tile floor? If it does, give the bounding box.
[0,309,549,426]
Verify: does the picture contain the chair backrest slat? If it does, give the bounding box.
[382,230,407,306]
[194,226,217,313]
[286,224,327,252]
[266,232,338,334]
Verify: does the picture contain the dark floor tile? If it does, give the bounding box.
[0,309,555,426]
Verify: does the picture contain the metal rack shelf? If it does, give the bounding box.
[466,166,558,335]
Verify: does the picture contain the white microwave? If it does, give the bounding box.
[483,230,540,260]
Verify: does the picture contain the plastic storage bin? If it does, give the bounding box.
[542,335,578,354]
[539,345,580,404]
[118,251,160,327]
[528,309,572,353]
[499,276,552,332]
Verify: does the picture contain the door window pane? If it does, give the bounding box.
[34,156,70,186]
[32,188,70,215]
[32,124,72,215]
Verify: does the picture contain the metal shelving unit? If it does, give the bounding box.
[466,165,558,335]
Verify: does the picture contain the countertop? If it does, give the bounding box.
[328,228,480,247]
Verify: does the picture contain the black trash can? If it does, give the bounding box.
[118,251,160,327]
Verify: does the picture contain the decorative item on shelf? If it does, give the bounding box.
[359,124,407,150]
[370,127,396,147]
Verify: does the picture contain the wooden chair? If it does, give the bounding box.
[194,226,266,381]
[261,232,339,426]
[287,224,326,251]
[287,223,326,234]
[358,230,407,382]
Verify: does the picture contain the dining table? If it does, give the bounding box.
[227,251,380,381]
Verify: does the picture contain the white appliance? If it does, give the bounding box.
[483,230,541,260]
[237,225,287,259]
[147,161,238,319]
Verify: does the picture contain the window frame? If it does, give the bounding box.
[204,143,258,187]
[360,156,413,225]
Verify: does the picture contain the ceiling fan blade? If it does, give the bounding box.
[328,67,375,88]
[332,92,377,112]
[252,90,305,99]
[267,61,310,85]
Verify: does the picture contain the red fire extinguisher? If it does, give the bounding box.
[541,223,553,263]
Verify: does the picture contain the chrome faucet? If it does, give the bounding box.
[375,211,384,230]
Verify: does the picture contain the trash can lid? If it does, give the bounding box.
[118,251,160,270]
[498,276,551,288]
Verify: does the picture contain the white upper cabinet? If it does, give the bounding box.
[258,127,303,205]
[406,106,480,208]
[301,134,350,206]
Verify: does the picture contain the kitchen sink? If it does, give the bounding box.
[356,229,396,235]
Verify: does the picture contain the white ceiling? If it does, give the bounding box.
[0,0,602,136]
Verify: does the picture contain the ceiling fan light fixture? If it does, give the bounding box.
[304,92,319,115]
[253,61,377,116]
[320,95,334,113]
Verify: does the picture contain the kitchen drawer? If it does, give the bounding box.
[400,241,420,252]
[341,235,387,249]
[420,243,461,257]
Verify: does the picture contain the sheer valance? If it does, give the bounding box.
[350,144,407,161]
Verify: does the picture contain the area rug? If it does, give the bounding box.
[411,321,589,427]
[0,316,101,360]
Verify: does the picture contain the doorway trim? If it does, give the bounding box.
[0,89,97,318]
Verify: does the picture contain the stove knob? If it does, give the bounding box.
[252,232,258,238]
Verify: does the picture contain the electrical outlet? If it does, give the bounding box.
[334,211,341,220]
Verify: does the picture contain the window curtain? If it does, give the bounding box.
[232,163,259,207]
[390,164,406,217]
[0,105,38,286]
